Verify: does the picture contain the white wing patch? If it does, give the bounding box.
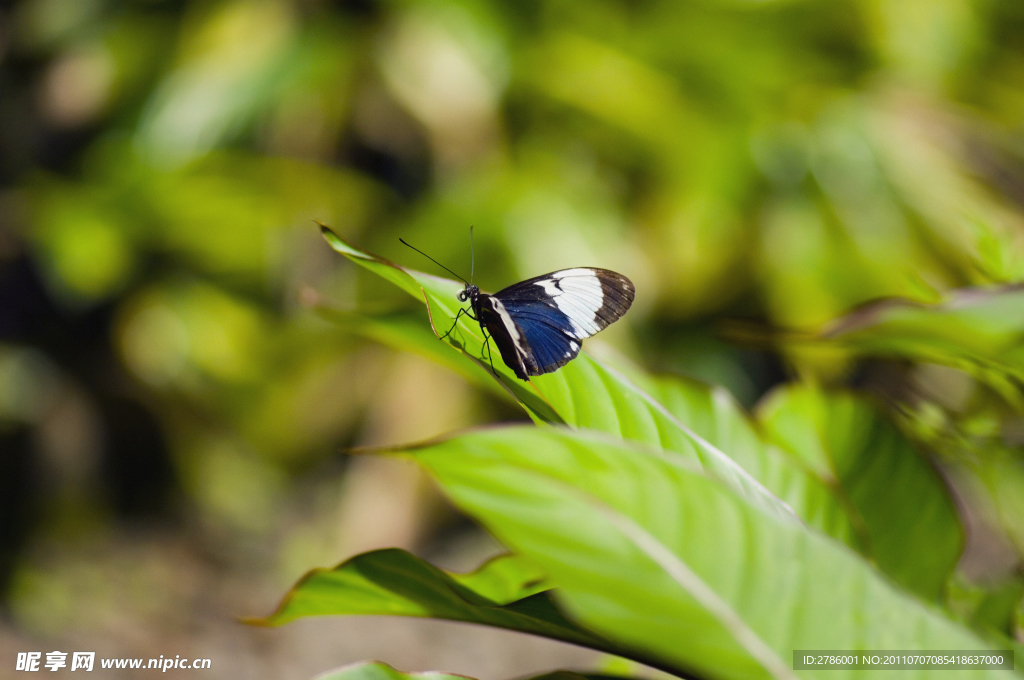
[489,297,526,354]
[535,269,606,338]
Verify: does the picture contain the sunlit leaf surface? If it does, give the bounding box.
[406,426,1006,680]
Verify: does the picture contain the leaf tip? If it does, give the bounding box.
[317,221,338,239]
[237,614,274,627]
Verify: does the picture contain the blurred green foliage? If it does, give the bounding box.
[1,0,1024,668]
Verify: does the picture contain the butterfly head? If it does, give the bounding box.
[397,233,477,307]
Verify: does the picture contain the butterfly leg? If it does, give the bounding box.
[481,329,497,376]
[440,307,468,340]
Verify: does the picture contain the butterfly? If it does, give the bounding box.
[401,233,634,381]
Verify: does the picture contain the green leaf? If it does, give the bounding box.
[618,367,857,547]
[529,357,799,522]
[311,662,468,680]
[820,286,1024,407]
[251,548,655,667]
[971,447,1024,560]
[405,426,1009,680]
[323,292,850,549]
[949,575,1024,638]
[319,227,794,524]
[534,348,859,543]
[321,229,980,599]
[316,308,515,404]
[757,385,963,601]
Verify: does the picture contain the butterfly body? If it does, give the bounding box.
[458,268,635,381]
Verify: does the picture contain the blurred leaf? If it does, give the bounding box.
[866,0,981,88]
[868,95,1024,283]
[134,0,299,165]
[311,661,622,680]
[820,285,1024,407]
[30,184,135,302]
[405,425,1005,680]
[528,32,695,157]
[118,280,270,389]
[972,447,1024,559]
[253,548,643,662]
[319,227,794,523]
[145,154,379,277]
[757,385,962,601]
[949,575,1024,638]
[528,674,628,680]
[311,661,468,680]
[186,437,286,534]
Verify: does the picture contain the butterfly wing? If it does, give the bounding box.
[492,268,634,376]
[475,294,537,380]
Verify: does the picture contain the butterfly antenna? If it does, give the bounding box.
[469,226,474,285]
[399,238,469,285]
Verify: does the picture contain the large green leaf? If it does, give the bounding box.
[404,426,1011,680]
[644,376,855,545]
[327,292,857,548]
[820,286,1024,407]
[319,228,800,522]
[251,548,674,672]
[320,226,793,523]
[561,362,858,546]
[526,355,803,523]
[756,385,963,601]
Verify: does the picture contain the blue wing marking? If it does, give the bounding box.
[501,301,581,374]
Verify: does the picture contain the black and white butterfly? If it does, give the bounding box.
[401,234,634,381]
